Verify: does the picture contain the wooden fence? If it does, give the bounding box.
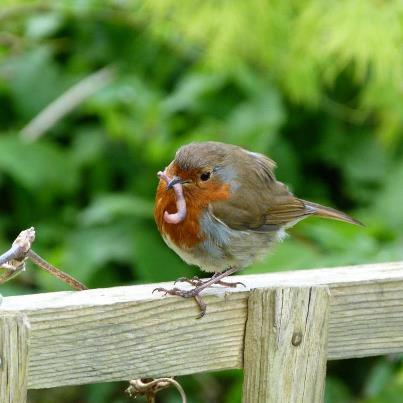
[1,261,403,402]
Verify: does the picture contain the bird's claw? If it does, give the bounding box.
[226,281,246,288]
[153,267,241,318]
[152,287,167,296]
[194,294,207,319]
[152,286,196,298]
[174,276,203,287]
[173,277,186,285]
[152,287,181,296]
[155,287,169,296]
[152,286,207,318]
[173,276,245,289]
[211,279,246,288]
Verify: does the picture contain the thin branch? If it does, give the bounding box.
[0,244,26,267]
[0,227,35,285]
[27,250,87,291]
[126,378,187,403]
[0,227,35,267]
[20,66,115,142]
[0,263,26,285]
[0,227,87,291]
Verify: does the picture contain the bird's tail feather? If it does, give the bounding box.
[301,200,363,226]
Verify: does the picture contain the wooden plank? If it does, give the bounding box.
[242,287,329,403]
[0,261,403,389]
[0,314,30,402]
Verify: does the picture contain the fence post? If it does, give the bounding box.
[242,287,330,403]
[0,314,30,403]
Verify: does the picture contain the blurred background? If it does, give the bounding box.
[0,0,402,402]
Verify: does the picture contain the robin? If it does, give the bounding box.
[154,141,361,317]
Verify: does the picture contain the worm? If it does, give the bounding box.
[157,171,187,224]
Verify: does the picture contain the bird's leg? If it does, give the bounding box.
[174,276,204,287]
[174,272,245,288]
[153,266,241,318]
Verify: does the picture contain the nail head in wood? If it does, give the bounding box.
[291,331,303,346]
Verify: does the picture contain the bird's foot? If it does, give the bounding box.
[153,286,207,318]
[153,267,242,318]
[174,276,204,287]
[174,275,246,289]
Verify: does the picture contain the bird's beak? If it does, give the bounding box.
[166,176,186,190]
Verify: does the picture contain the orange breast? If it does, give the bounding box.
[154,179,231,249]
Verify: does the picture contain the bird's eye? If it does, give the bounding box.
[200,172,211,181]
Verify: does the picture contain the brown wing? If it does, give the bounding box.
[211,148,361,230]
[263,182,310,226]
[211,149,311,231]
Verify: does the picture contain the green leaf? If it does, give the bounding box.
[80,193,153,226]
[325,377,351,403]
[363,360,394,397]
[132,224,191,282]
[26,13,64,39]
[5,48,71,118]
[60,222,137,285]
[373,162,403,229]
[163,72,225,114]
[0,135,78,193]
[246,238,322,274]
[224,91,284,150]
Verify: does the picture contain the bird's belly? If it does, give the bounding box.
[163,212,285,273]
[162,234,206,269]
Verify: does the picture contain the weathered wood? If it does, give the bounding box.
[0,261,403,389]
[243,287,329,403]
[0,314,30,402]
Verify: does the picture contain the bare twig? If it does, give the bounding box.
[0,227,87,291]
[27,250,87,291]
[20,66,115,142]
[0,227,35,284]
[0,244,26,268]
[0,265,25,285]
[0,227,35,267]
[126,378,187,403]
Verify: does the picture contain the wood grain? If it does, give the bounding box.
[0,261,403,389]
[243,287,329,403]
[0,314,30,402]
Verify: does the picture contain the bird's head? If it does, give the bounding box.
[155,142,237,225]
[163,141,237,196]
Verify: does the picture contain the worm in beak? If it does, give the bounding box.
[157,171,187,224]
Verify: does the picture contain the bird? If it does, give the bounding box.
[154,141,361,317]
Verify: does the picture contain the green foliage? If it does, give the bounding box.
[0,1,402,402]
[144,0,403,142]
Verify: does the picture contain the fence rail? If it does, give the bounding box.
[1,261,403,402]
